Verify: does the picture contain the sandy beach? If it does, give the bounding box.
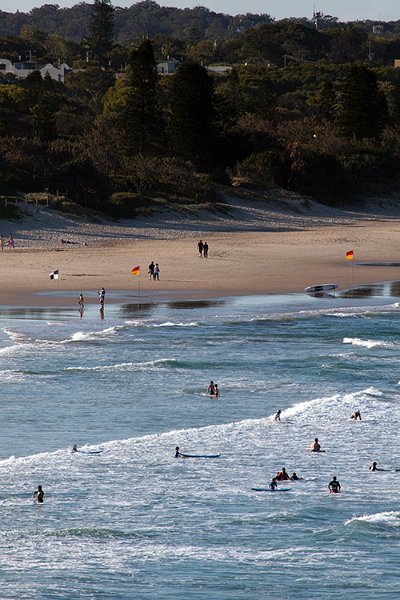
[1,188,400,307]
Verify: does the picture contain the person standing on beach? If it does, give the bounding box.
[148,261,155,280]
[198,240,203,257]
[203,242,208,258]
[6,233,14,250]
[153,264,160,280]
[0,234,3,251]
[33,485,44,503]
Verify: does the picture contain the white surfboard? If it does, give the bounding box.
[304,283,338,294]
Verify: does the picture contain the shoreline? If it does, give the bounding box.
[1,194,400,308]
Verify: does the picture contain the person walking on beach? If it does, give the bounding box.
[33,485,44,503]
[148,261,155,280]
[153,264,160,280]
[198,240,203,257]
[328,476,341,493]
[99,287,105,307]
[6,233,14,250]
[203,241,208,258]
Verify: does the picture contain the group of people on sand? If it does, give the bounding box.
[0,233,14,251]
[148,261,160,280]
[197,240,209,258]
[207,380,219,397]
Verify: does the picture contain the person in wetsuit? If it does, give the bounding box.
[328,476,341,493]
[33,485,44,503]
[269,478,278,491]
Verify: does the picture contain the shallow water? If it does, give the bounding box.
[0,292,399,598]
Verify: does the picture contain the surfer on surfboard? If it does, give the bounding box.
[269,478,278,491]
[311,437,323,452]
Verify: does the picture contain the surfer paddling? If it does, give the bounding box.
[369,461,384,471]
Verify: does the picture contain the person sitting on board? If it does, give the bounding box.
[175,446,182,458]
[207,381,215,395]
[369,461,384,471]
[71,444,78,453]
[274,409,281,421]
[33,485,44,503]
[328,476,341,493]
[269,478,278,491]
[290,472,301,481]
[275,467,290,481]
[311,437,322,452]
[213,384,219,397]
[350,411,361,420]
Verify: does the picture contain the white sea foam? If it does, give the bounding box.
[345,512,400,526]
[343,337,395,349]
[64,358,178,372]
[70,326,121,342]
[152,321,199,327]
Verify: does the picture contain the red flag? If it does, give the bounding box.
[345,250,354,260]
[131,265,140,275]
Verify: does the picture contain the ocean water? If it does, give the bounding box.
[0,289,400,599]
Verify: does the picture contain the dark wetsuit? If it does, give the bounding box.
[329,480,341,493]
[34,488,44,503]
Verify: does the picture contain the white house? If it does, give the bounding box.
[0,59,71,83]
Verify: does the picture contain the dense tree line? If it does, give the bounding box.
[1,2,400,213]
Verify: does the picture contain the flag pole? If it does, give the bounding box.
[138,271,141,313]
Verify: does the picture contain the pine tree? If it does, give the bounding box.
[122,39,164,156]
[336,66,387,140]
[168,61,217,166]
[87,0,114,67]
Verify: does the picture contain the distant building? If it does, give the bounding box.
[0,59,71,83]
[156,59,179,75]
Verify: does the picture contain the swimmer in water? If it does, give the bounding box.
[328,476,341,493]
[311,438,321,452]
[33,485,44,503]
